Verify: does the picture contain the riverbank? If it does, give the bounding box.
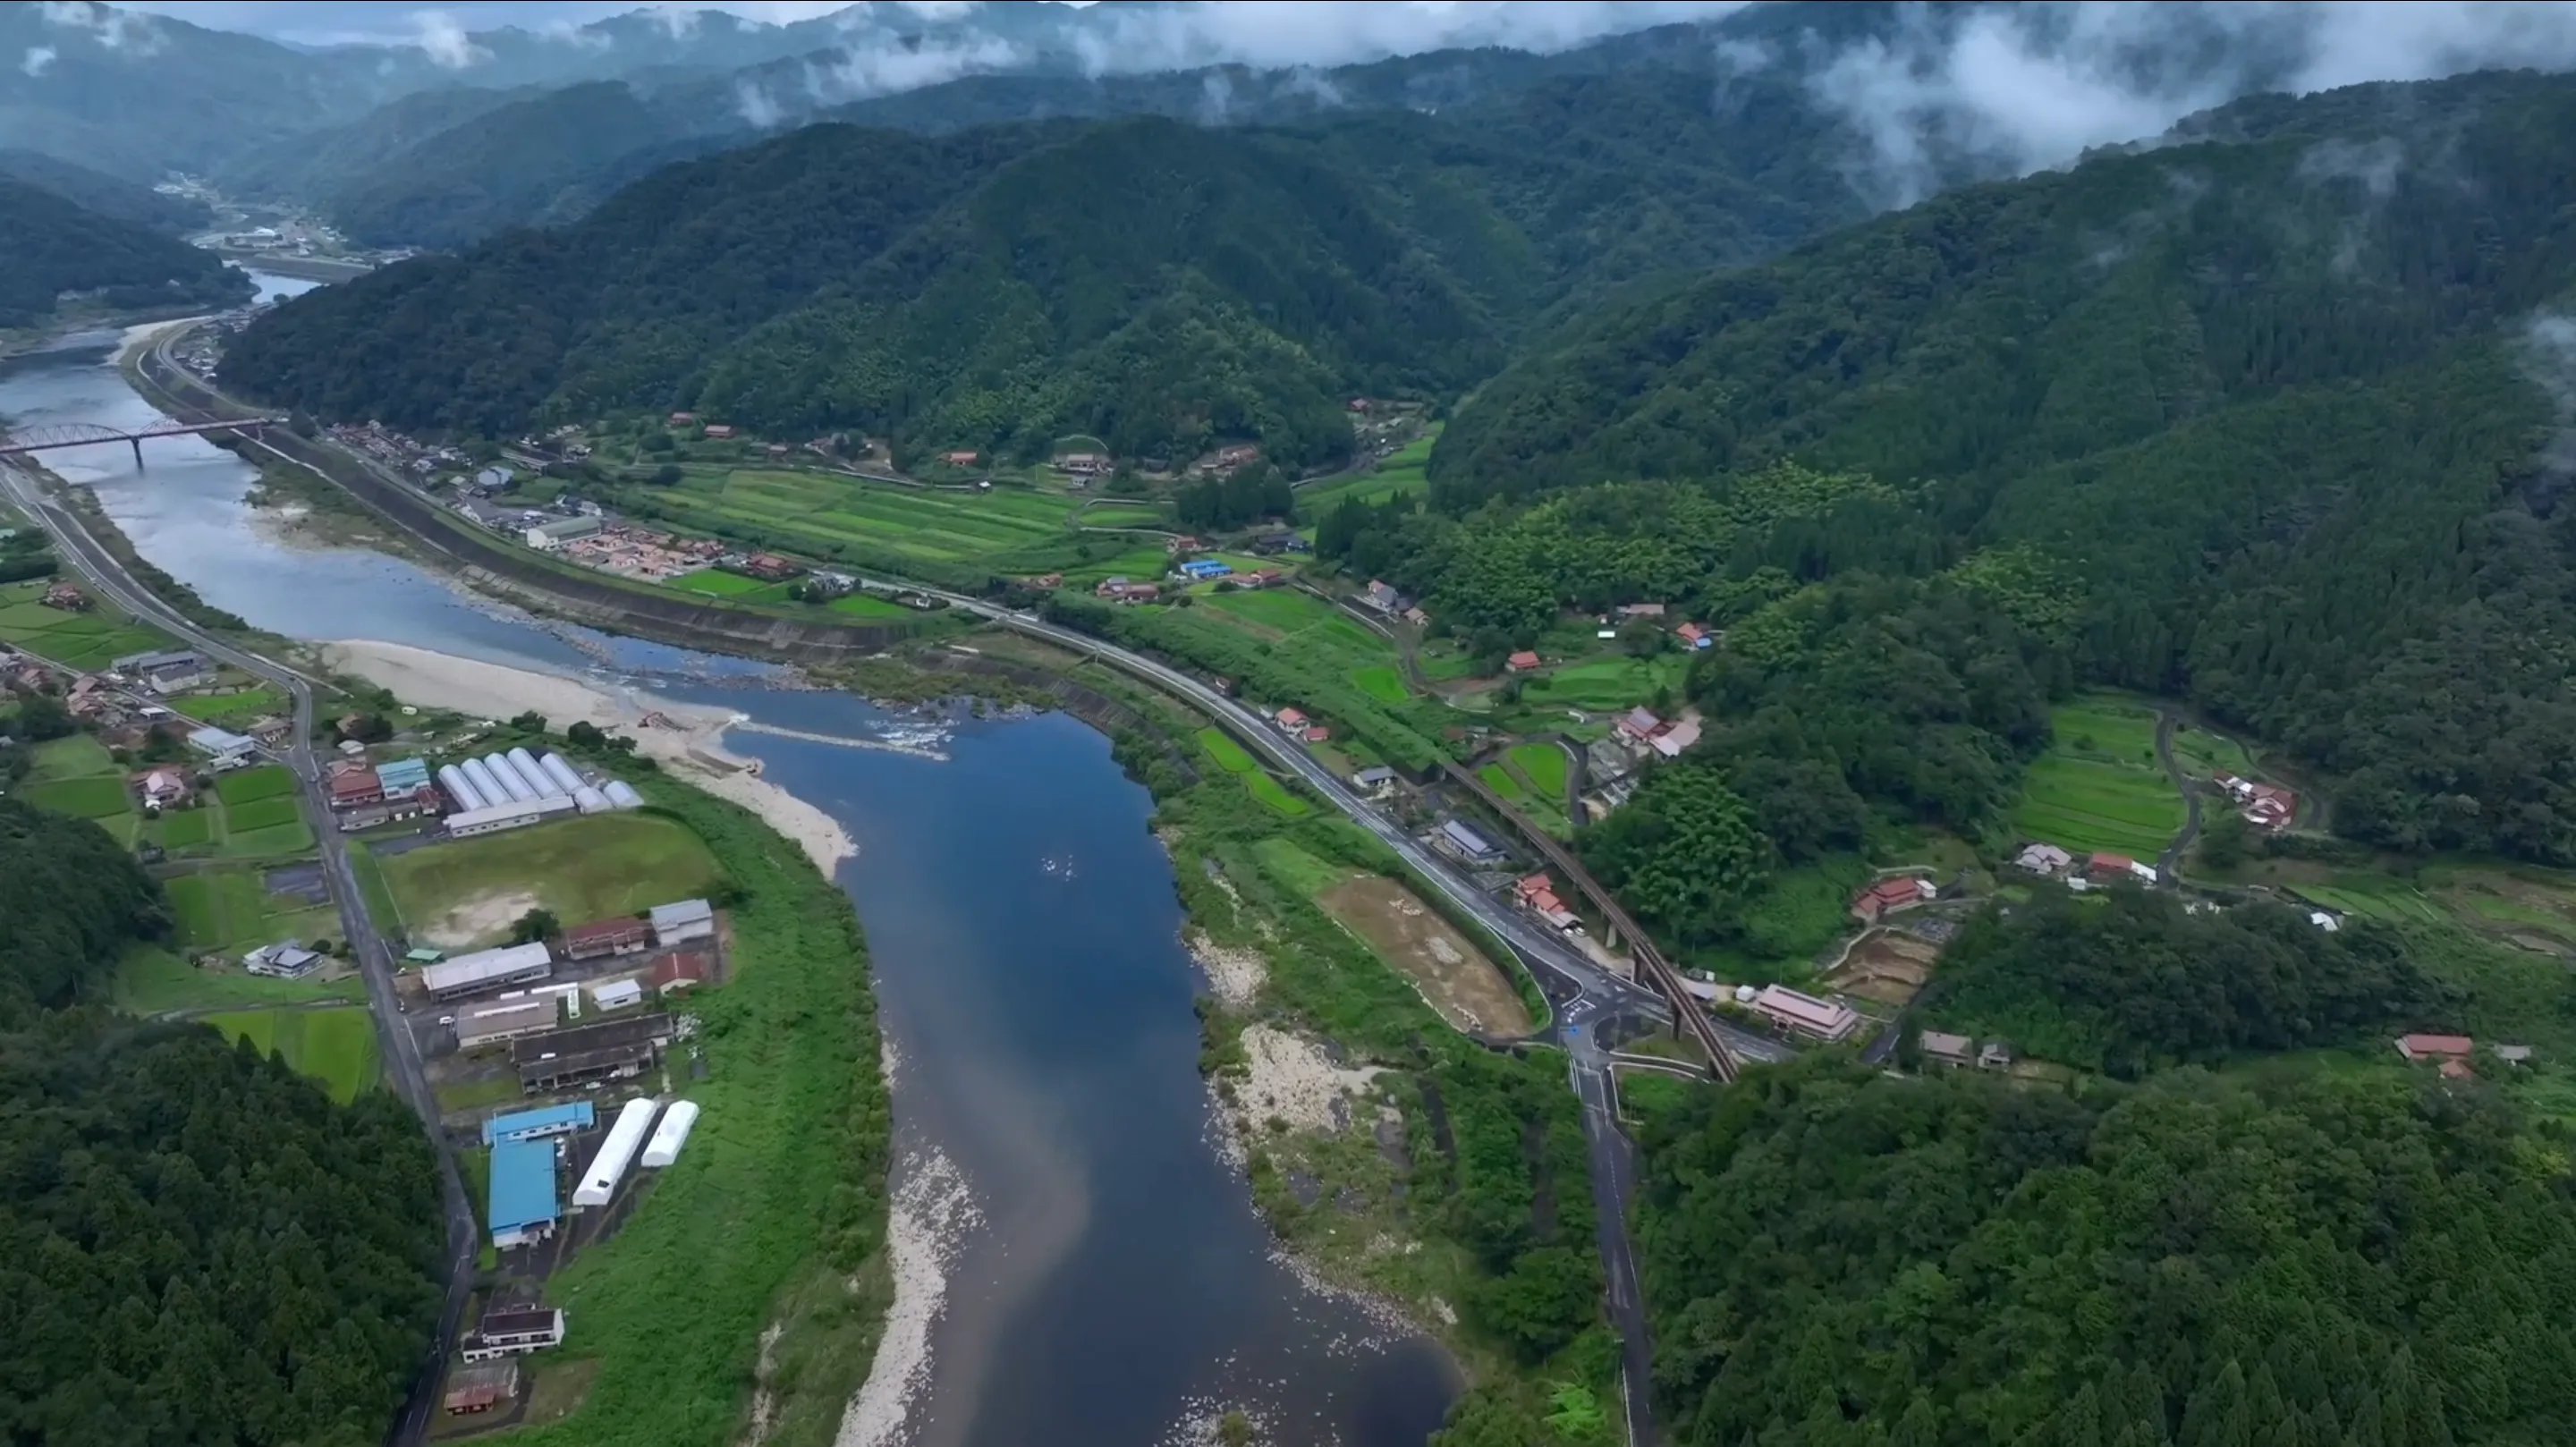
[317,639,855,872]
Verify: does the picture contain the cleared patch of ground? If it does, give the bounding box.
[413,887,546,952]
[1317,876,1533,1037]
[1820,929,1942,1008]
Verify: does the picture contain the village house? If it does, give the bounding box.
[1675,622,1714,650]
[1850,875,1936,924]
[667,412,697,426]
[1236,567,1284,588]
[1614,707,1663,743]
[114,649,212,694]
[702,424,735,440]
[1273,707,1308,733]
[1402,605,1430,627]
[1505,650,1542,673]
[940,450,979,466]
[1213,444,1260,470]
[1021,572,1063,589]
[648,950,711,995]
[1360,580,1402,613]
[2216,774,2297,831]
[2013,842,2074,876]
[1165,535,1204,556]
[1347,397,1372,412]
[1094,577,1160,603]
[1617,603,1667,619]
[1302,725,1331,744]
[1352,766,1397,794]
[1513,873,1583,932]
[1648,718,1701,759]
[244,941,323,978]
[1919,1030,1975,1068]
[2394,1033,2477,1079]
[1058,452,1111,477]
[327,761,386,810]
[1749,984,1861,1043]
[41,580,89,610]
[137,766,191,811]
[2088,851,2158,885]
[737,553,801,581]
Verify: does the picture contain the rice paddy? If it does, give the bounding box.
[2012,696,2186,859]
[646,470,1081,567]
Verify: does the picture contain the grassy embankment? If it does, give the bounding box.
[1074,657,1621,1443]
[494,779,888,1447]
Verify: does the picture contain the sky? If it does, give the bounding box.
[120,2,877,46]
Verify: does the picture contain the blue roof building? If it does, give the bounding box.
[376,757,432,793]
[1178,560,1232,580]
[487,1138,560,1248]
[482,1101,596,1147]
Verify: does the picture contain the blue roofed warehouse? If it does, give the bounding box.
[482,1100,596,1147]
[487,1138,560,1248]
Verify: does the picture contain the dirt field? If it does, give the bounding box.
[1821,929,1942,1007]
[1318,877,1533,1037]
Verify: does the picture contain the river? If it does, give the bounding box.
[0,273,1457,1447]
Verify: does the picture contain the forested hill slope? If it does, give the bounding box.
[0,148,208,235]
[219,72,1880,472]
[0,177,250,328]
[1431,68,2576,864]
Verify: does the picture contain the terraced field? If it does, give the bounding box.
[2012,697,2185,859]
[0,579,174,670]
[653,470,1079,566]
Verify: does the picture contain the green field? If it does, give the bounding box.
[1243,771,1311,817]
[2169,724,2257,779]
[155,807,216,848]
[173,687,284,724]
[166,867,340,951]
[2288,881,2448,923]
[21,774,128,817]
[28,733,114,781]
[648,469,1080,568]
[115,943,364,1013]
[2012,698,2185,859]
[1478,763,1530,804]
[826,592,915,619]
[0,579,175,669]
[1298,427,1439,513]
[215,764,298,804]
[1515,655,1690,714]
[1349,664,1409,704]
[380,812,726,948]
[668,568,771,597]
[204,1006,379,1102]
[1081,503,1168,528]
[1198,726,1258,774]
[1509,742,1571,800]
[223,794,303,832]
[1251,836,1355,894]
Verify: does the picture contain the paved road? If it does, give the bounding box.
[132,325,1707,1443]
[0,454,477,1447]
[2154,709,2202,880]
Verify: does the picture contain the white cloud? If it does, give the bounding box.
[1791,2,2576,207]
[735,76,783,126]
[799,30,1023,102]
[38,1,163,53]
[1068,1,1748,76]
[2522,311,2576,477]
[21,45,58,75]
[410,8,489,66]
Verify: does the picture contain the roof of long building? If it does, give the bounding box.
[487,1138,558,1232]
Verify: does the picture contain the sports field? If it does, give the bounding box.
[380,812,725,948]
[648,470,1079,567]
[0,579,174,670]
[205,1006,379,1102]
[2012,697,2185,859]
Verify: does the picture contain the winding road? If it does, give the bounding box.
[0,454,479,1447]
[2154,708,2203,880]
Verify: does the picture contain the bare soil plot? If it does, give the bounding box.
[1318,876,1533,1037]
[1821,928,1942,1008]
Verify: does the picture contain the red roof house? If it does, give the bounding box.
[2395,1033,2475,1062]
[1850,875,1936,923]
[1505,650,1541,673]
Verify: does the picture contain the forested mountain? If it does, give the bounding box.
[1426,68,2576,866]
[216,63,1892,472]
[0,178,250,328]
[0,149,207,234]
[0,795,445,1443]
[1637,1057,2576,1447]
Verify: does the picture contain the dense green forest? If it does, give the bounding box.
[219,25,1918,473]
[1636,1058,2576,1447]
[0,177,250,328]
[1425,70,2576,865]
[0,149,208,234]
[0,796,445,1444]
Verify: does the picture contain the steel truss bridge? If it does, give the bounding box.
[0,417,287,464]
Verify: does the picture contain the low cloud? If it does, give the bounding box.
[2524,312,2576,478]
[411,9,489,68]
[801,31,1023,104]
[21,45,57,76]
[1068,1,1750,77]
[734,77,783,127]
[38,1,162,54]
[1788,2,2576,207]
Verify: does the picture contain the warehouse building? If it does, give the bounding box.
[460,1306,566,1361]
[589,977,645,1011]
[487,1137,560,1248]
[446,793,579,839]
[422,942,555,1001]
[481,1101,595,1147]
[511,1012,674,1094]
[641,1099,699,1168]
[575,1096,661,1208]
[563,916,651,961]
[649,898,716,945]
[454,996,561,1048]
[443,1361,520,1417]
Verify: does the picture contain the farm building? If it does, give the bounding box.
[2087,852,2157,885]
[443,1361,520,1416]
[1351,766,1397,792]
[422,942,555,1001]
[376,757,432,794]
[574,1096,660,1208]
[640,1099,700,1168]
[243,942,322,978]
[512,1012,674,1093]
[487,1137,560,1248]
[455,996,561,1048]
[524,516,603,550]
[589,977,645,1011]
[1437,819,1503,864]
[186,726,258,766]
[1849,875,1936,924]
[1648,718,1701,758]
[446,794,580,838]
[461,1307,565,1362]
[2217,774,2298,831]
[326,763,385,809]
[1749,985,1860,1043]
[563,916,651,960]
[1919,1030,1974,1067]
[648,949,710,995]
[1177,559,1232,580]
[649,898,716,945]
[482,1101,596,1147]
[2013,842,2073,875]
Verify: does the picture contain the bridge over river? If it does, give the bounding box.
[0,416,286,465]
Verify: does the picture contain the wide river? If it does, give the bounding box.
[0,274,1456,1446]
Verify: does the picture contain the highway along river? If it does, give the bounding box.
[0,273,1456,1446]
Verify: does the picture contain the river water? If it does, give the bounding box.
[0,273,1456,1447]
